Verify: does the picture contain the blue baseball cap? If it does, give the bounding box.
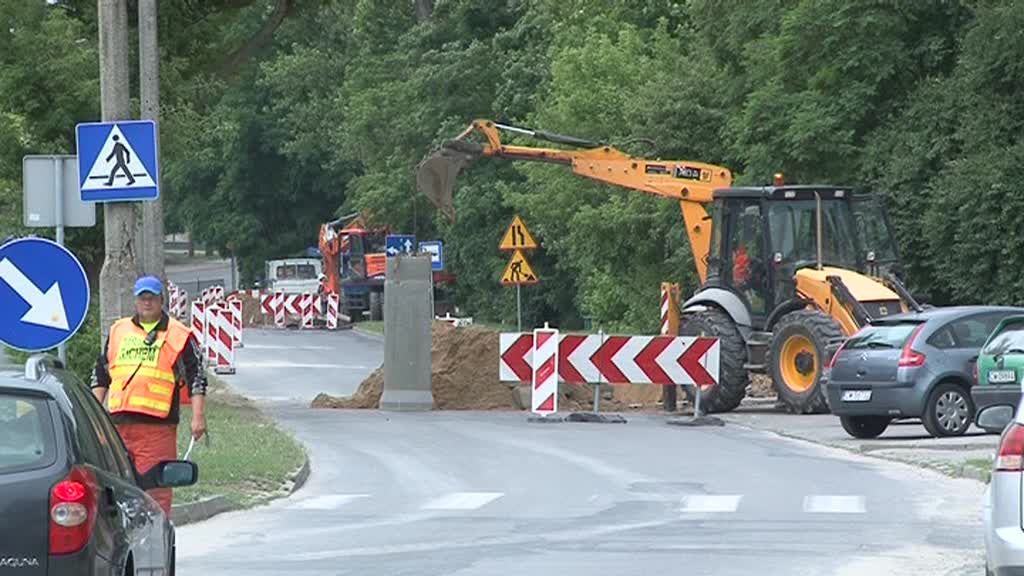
[133,276,163,296]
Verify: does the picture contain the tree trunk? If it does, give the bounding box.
[217,0,290,78]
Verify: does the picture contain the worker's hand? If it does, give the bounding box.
[191,411,207,441]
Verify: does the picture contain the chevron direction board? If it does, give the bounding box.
[499,333,719,387]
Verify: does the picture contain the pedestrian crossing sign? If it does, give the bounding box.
[500,250,538,285]
[75,120,159,202]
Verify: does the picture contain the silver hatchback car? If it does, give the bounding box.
[979,403,1024,576]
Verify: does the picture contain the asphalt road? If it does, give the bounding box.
[177,328,987,576]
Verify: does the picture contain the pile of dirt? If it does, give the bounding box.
[312,367,382,409]
[312,322,519,410]
[237,293,267,328]
[747,374,776,398]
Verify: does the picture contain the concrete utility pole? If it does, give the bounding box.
[98,0,136,334]
[139,0,164,280]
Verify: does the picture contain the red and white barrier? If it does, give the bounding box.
[531,327,559,415]
[227,298,243,348]
[660,286,671,336]
[301,293,315,329]
[209,307,236,374]
[190,301,206,359]
[261,293,276,316]
[283,294,303,316]
[274,291,285,328]
[205,304,221,363]
[326,293,340,330]
[500,333,719,388]
[213,286,224,301]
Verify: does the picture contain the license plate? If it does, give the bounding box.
[842,390,872,402]
[989,370,1017,384]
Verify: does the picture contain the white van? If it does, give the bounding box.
[265,258,322,294]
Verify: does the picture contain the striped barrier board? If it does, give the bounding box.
[500,333,720,388]
[532,327,559,415]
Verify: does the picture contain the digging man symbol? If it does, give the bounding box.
[105,134,135,186]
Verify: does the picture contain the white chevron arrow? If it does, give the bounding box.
[0,258,70,330]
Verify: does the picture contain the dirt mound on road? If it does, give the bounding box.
[311,322,518,410]
[747,374,776,398]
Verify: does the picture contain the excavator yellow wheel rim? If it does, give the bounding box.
[780,334,818,393]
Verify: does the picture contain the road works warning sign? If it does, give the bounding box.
[500,250,538,285]
[499,215,538,251]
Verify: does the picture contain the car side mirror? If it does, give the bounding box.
[977,405,1015,433]
[138,460,198,490]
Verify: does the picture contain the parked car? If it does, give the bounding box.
[973,315,1024,433]
[0,355,197,575]
[978,403,1024,576]
[826,306,1023,439]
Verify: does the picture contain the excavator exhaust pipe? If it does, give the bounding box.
[416,139,483,223]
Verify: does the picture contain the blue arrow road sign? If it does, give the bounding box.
[419,241,444,271]
[385,234,416,257]
[0,238,90,352]
[76,120,159,202]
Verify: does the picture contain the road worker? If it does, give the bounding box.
[91,275,207,514]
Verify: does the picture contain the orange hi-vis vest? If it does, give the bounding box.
[106,317,191,419]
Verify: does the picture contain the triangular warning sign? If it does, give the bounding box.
[81,125,156,191]
[501,250,539,285]
[499,215,538,251]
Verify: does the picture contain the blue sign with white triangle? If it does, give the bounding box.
[75,120,159,202]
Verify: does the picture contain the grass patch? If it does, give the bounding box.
[357,320,385,334]
[964,458,993,483]
[175,378,305,508]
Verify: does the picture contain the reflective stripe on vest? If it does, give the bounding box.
[106,317,191,419]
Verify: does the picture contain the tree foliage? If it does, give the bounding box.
[5,0,1024,339]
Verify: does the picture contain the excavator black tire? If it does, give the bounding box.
[769,309,843,414]
[679,308,748,413]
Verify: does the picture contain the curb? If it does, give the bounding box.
[352,327,384,341]
[725,419,994,484]
[171,495,234,526]
[170,452,311,526]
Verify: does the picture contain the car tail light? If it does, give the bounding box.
[996,423,1024,471]
[827,337,850,369]
[898,324,927,367]
[49,467,98,555]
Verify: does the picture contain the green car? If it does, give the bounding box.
[973,315,1024,432]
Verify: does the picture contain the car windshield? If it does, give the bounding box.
[842,322,920,350]
[983,321,1024,355]
[768,199,860,269]
[0,393,54,474]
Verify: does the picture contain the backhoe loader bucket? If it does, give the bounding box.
[416,139,483,223]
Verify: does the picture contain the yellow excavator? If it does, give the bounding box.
[417,119,920,413]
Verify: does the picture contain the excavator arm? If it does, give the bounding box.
[417,119,733,282]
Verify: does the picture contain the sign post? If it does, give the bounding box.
[23,155,97,363]
[499,215,539,331]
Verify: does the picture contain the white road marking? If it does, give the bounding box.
[803,495,866,514]
[289,494,370,510]
[243,344,335,350]
[421,492,504,511]
[240,361,373,369]
[679,494,742,513]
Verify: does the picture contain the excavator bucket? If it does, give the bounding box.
[416,139,484,223]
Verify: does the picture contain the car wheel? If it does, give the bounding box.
[840,415,891,439]
[923,382,974,437]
